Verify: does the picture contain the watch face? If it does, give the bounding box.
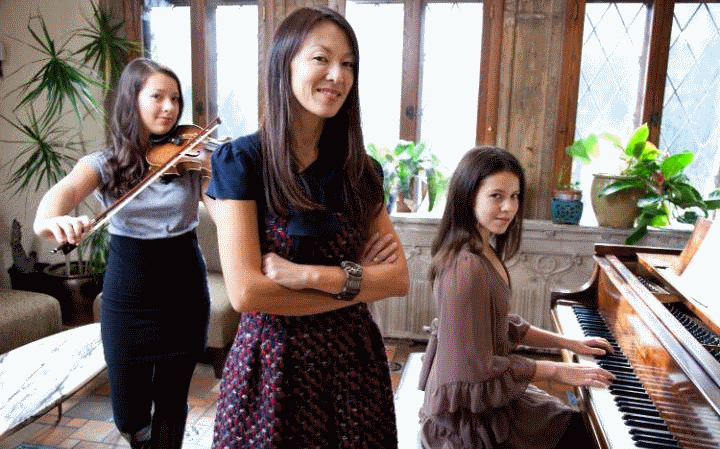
[342,261,362,276]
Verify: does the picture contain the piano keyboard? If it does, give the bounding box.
[571,304,680,448]
[555,303,720,449]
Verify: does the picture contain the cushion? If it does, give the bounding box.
[198,203,222,273]
[206,273,240,348]
[0,289,62,354]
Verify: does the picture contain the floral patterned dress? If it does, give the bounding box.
[207,133,397,448]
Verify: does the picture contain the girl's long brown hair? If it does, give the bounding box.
[430,146,525,284]
[260,6,383,230]
[104,58,184,198]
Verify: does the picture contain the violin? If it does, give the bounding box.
[147,122,229,179]
[52,117,223,255]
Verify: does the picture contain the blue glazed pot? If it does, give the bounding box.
[551,198,583,225]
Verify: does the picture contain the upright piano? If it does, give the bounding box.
[551,218,720,449]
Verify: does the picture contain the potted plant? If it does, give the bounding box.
[551,133,600,225]
[2,2,137,324]
[594,123,720,244]
[367,141,447,213]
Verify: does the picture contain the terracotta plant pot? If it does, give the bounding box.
[43,262,102,326]
[590,174,643,228]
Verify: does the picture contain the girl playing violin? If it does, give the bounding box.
[33,58,211,449]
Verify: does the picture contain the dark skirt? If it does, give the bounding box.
[212,303,398,448]
[101,231,210,364]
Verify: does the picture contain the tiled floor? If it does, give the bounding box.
[1,341,571,449]
[0,339,427,449]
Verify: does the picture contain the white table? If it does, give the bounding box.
[0,322,106,437]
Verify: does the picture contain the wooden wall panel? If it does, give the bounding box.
[551,0,585,200]
[499,0,566,220]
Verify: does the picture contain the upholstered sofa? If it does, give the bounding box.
[0,288,63,354]
[196,202,241,377]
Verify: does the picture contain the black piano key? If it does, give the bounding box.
[623,417,671,432]
[633,439,680,449]
[613,372,642,382]
[599,363,635,374]
[616,398,657,409]
[619,405,661,417]
[622,413,669,427]
[610,383,647,393]
[612,378,644,388]
[630,432,678,445]
[610,387,651,400]
[630,429,680,448]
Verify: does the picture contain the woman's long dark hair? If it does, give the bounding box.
[430,146,525,284]
[104,58,184,198]
[260,6,383,229]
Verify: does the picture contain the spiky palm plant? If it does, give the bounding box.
[75,1,140,92]
[11,15,102,124]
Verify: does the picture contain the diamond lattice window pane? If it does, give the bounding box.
[660,3,720,198]
[573,2,648,225]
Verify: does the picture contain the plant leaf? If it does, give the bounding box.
[0,109,83,195]
[626,124,649,158]
[661,151,693,179]
[14,15,102,124]
[625,221,648,245]
[74,0,140,91]
[597,178,645,197]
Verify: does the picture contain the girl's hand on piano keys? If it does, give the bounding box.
[572,337,615,357]
[536,361,616,388]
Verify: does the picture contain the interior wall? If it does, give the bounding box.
[0,0,106,288]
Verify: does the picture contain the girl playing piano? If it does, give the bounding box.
[419,146,615,448]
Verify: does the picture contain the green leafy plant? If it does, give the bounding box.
[557,133,600,192]
[1,108,82,195]
[75,1,141,92]
[1,2,136,277]
[367,141,447,212]
[9,15,103,124]
[597,123,720,244]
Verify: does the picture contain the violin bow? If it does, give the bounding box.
[53,117,222,255]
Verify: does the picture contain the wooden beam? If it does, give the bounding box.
[399,0,424,142]
[123,0,143,58]
[551,0,585,192]
[476,0,504,146]
[641,0,674,145]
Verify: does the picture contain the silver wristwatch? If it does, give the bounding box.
[337,260,363,301]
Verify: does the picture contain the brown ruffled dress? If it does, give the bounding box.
[418,249,574,448]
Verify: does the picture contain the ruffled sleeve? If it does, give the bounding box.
[422,250,536,415]
[205,132,262,201]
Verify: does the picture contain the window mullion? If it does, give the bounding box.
[551,0,587,193]
[399,0,425,142]
[641,0,674,145]
[190,0,211,126]
[476,0,503,146]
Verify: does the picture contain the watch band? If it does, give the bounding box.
[337,260,363,301]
